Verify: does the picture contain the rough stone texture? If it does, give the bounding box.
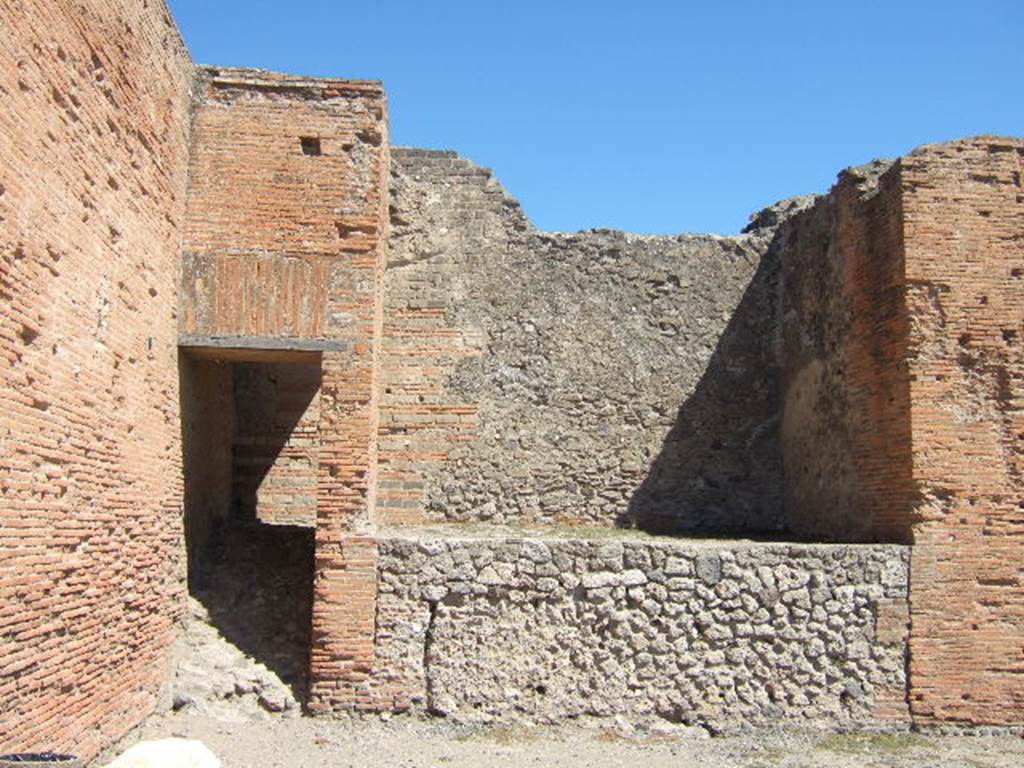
[779,137,1024,725]
[188,520,314,706]
[0,0,193,759]
[381,149,784,534]
[370,536,910,730]
[169,598,301,721]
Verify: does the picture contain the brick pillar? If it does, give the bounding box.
[899,138,1024,725]
[781,137,1024,726]
[308,536,380,711]
[308,346,383,711]
[306,105,390,711]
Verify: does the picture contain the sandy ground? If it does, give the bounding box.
[125,710,1024,768]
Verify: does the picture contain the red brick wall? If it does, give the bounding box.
[780,162,915,544]
[901,137,1024,725]
[0,0,193,758]
[782,137,1024,726]
[179,67,390,712]
[181,68,387,341]
[232,362,321,527]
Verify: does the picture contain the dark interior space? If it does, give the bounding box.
[178,349,321,702]
[193,519,315,702]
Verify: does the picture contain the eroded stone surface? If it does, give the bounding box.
[374,536,910,730]
[380,149,786,534]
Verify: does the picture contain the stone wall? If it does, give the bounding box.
[368,536,910,730]
[380,149,784,534]
[0,0,193,758]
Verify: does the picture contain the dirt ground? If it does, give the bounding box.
[128,710,1024,768]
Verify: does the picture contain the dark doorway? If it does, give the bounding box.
[179,349,321,703]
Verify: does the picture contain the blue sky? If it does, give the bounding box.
[168,0,1023,235]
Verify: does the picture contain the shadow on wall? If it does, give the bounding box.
[178,353,318,702]
[179,354,234,590]
[230,361,321,525]
[196,521,315,702]
[620,246,786,536]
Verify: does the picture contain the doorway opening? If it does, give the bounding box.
[179,347,321,703]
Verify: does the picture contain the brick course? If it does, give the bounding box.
[0,0,192,757]
[781,137,1024,725]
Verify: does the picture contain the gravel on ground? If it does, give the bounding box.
[127,710,1024,768]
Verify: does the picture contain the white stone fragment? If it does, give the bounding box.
[103,739,220,768]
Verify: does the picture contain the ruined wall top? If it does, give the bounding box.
[180,66,389,342]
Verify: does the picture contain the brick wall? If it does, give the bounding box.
[0,0,193,758]
[900,137,1024,725]
[181,67,387,343]
[232,362,321,527]
[780,161,915,543]
[780,137,1024,725]
[179,67,391,713]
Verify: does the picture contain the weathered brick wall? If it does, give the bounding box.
[181,67,387,344]
[180,67,391,713]
[0,0,192,758]
[779,161,915,543]
[381,149,784,534]
[780,136,1024,726]
[232,362,321,527]
[900,137,1024,725]
[371,536,910,729]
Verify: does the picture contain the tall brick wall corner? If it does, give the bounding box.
[0,0,193,758]
[900,136,1024,725]
[781,136,1024,726]
[779,159,915,544]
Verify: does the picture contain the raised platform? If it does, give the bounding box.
[314,532,911,730]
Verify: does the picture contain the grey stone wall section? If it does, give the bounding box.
[375,537,910,730]
[383,148,786,533]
